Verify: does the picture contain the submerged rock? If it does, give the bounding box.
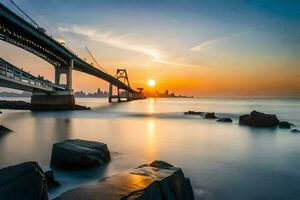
[278,121,292,129]
[0,125,12,135]
[184,111,203,115]
[54,160,194,200]
[204,112,217,119]
[291,129,300,133]
[217,118,232,123]
[0,162,48,200]
[50,139,110,169]
[239,111,279,127]
[44,170,60,188]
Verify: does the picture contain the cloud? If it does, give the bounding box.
[59,25,205,68]
[190,31,248,52]
[59,25,162,62]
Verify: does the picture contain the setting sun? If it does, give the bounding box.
[147,79,156,87]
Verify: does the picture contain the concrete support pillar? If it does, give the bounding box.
[55,67,60,85]
[66,59,73,91]
[54,59,73,91]
[108,83,113,102]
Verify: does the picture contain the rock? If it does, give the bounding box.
[239,110,279,127]
[184,111,203,115]
[291,129,300,133]
[0,100,31,110]
[54,160,194,200]
[278,121,291,129]
[44,170,60,188]
[0,100,90,111]
[50,139,110,169]
[217,118,232,123]
[0,125,12,135]
[204,112,217,119]
[0,162,48,200]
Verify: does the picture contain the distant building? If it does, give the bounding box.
[74,88,108,98]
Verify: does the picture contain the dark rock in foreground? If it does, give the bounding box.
[51,139,110,169]
[278,121,292,129]
[0,100,90,111]
[45,170,60,188]
[54,160,194,200]
[239,110,279,127]
[184,110,203,115]
[291,129,300,133]
[204,112,217,119]
[0,162,48,200]
[217,118,232,123]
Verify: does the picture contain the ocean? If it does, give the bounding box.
[0,97,300,200]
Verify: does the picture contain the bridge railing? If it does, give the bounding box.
[0,58,60,91]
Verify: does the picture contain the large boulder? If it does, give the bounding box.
[239,111,279,127]
[54,160,194,200]
[0,162,48,200]
[50,139,110,169]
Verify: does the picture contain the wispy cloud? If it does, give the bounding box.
[59,25,204,68]
[59,25,162,62]
[190,32,248,52]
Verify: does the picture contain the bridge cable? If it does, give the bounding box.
[9,0,40,28]
[85,46,106,72]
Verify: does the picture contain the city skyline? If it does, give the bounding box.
[0,0,299,97]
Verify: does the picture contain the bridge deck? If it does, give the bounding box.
[0,58,65,92]
[0,3,137,93]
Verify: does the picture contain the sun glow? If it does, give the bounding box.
[147,79,156,87]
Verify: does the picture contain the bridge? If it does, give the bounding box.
[0,2,144,109]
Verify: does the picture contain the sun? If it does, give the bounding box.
[147,79,156,87]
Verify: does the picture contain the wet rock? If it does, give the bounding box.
[0,100,31,110]
[54,160,194,200]
[0,125,12,136]
[217,118,232,123]
[184,111,203,115]
[291,129,300,133]
[0,162,48,200]
[44,170,60,188]
[278,121,292,129]
[0,100,90,111]
[204,112,217,119]
[239,111,279,127]
[50,139,110,169]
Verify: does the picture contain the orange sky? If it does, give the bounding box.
[0,1,299,97]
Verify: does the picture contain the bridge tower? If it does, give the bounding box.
[31,59,75,110]
[109,69,131,102]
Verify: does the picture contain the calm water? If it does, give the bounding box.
[0,97,300,200]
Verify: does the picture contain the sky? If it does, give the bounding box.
[0,0,299,97]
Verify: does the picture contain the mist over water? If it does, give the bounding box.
[0,97,300,200]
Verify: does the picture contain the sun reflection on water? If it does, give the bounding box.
[145,118,157,161]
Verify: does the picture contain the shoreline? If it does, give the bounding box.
[0,100,90,111]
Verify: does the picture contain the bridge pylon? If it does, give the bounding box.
[108,69,131,102]
[31,59,75,110]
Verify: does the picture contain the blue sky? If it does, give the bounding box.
[0,0,299,96]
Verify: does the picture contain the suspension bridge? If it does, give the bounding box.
[0,2,144,110]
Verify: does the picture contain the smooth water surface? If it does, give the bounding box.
[0,97,300,199]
